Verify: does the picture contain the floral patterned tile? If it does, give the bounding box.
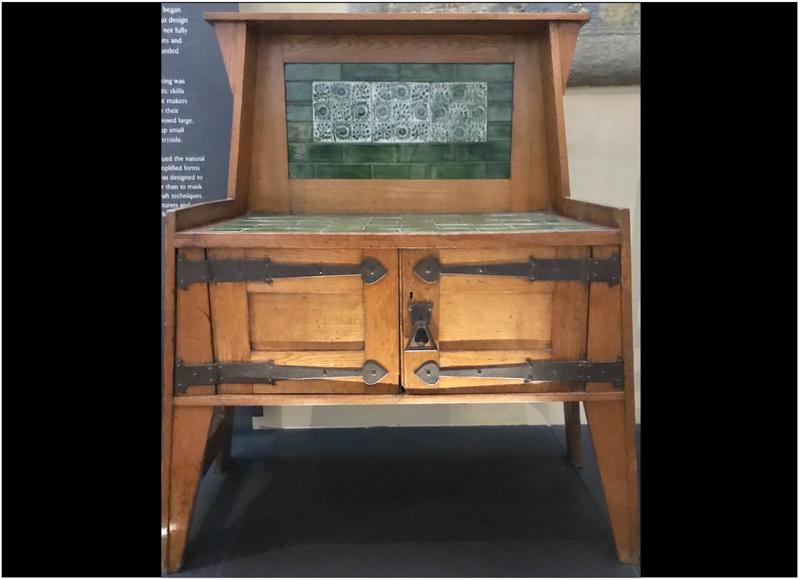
[312,81,487,144]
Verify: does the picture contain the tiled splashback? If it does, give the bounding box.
[312,81,488,144]
[285,63,513,179]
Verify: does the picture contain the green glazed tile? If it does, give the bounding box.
[428,163,485,179]
[284,63,341,80]
[399,64,458,81]
[485,162,511,179]
[453,215,485,224]
[287,122,312,143]
[342,145,399,163]
[488,123,512,140]
[324,225,365,232]
[289,164,315,178]
[286,104,312,122]
[488,103,513,122]
[488,82,514,102]
[285,81,312,102]
[341,63,400,80]
[315,164,372,178]
[399,144,457,163]
[456,141,511,162]
[288,143,343,163]
[205,212,612,233]
[371,164,427,179]
[457,63,513,81]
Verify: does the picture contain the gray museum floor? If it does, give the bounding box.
[170,408,641,578]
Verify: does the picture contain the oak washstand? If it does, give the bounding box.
[162,11,639,573]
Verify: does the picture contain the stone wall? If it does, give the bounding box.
[344,3,640,86]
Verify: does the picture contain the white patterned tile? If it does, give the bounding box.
[311,81,487,144]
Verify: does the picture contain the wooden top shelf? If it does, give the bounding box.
[204,11,590,34]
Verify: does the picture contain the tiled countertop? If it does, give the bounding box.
[197,212,614,234]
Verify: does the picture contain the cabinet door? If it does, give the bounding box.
[206,248,400,394]
[401,247,595,393]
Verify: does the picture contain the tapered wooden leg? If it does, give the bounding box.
[563,401,582,467]
[166,405,215,573]
[584,399,640,564]
[214,407,234,474]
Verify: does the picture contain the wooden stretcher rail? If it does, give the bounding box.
[173,391,625,406]
[174,230,622,249]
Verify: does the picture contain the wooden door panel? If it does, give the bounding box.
[208,247,400,394]
[439,290,552,344]
[401,246,596,392]
[249,292,365,349]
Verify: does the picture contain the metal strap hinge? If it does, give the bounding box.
[415,358,624,388]
[176,252,388,289]
[413,254,620,286]
[175,360,388,394]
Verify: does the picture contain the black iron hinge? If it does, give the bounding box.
[176,252,388,289]
[415,358,624,387]
[413,254,620,286]
[174,360,388,394]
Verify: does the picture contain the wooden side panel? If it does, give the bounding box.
[541,22,571,206]
[509,31,550,211]
[214,22,240,90]
[555,197,623,229]
[173,199,245,232]
[558,22,582,88]
[249,34,291,213]
[214,22,257,208]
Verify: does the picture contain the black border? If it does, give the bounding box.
[640,3,797,577]
[1,2,797,577]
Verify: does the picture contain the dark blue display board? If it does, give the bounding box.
[161,2,236,216]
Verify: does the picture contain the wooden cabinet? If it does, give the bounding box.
[162,12,639,573]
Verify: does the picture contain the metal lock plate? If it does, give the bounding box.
[405,301,437,351]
